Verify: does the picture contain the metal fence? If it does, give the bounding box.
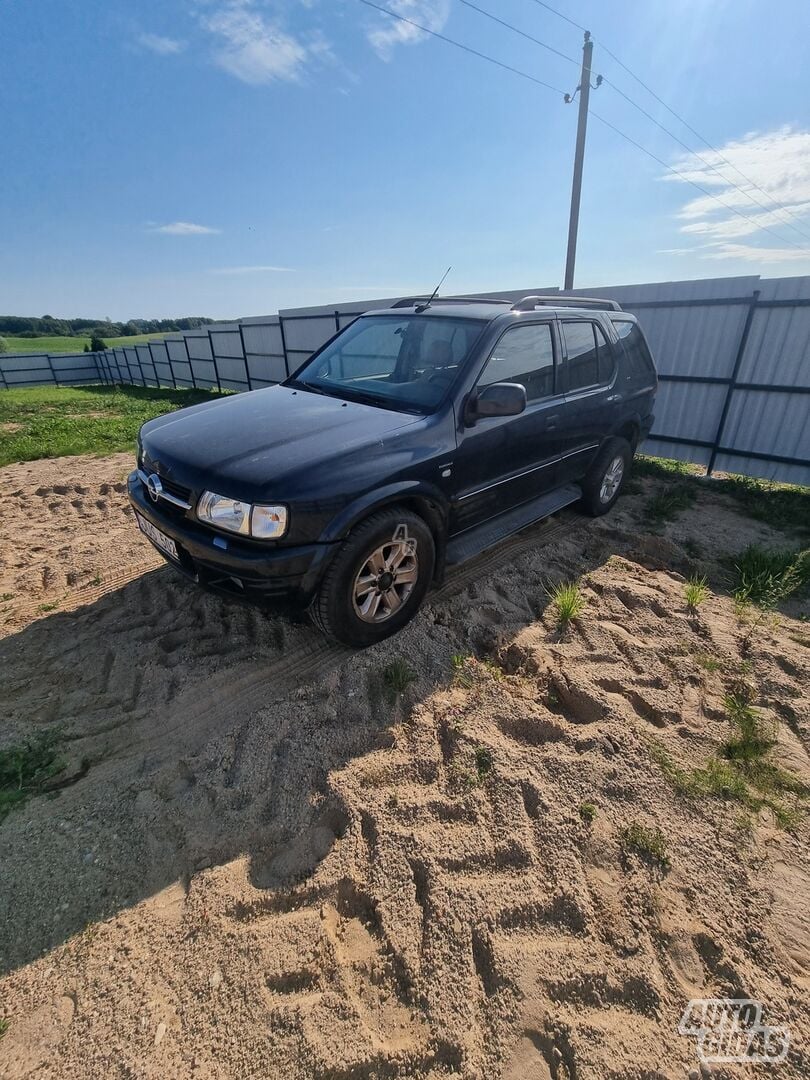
[2,274,808,486]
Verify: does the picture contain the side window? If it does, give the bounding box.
[561,321,599,391]
[594,323,616,383]
[611,319,655,379]
[477,323,555,402]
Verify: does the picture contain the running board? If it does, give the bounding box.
[445,484,581,566]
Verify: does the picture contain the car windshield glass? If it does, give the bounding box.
[289,315,484,412]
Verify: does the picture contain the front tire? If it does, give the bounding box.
[310,508,435,647]
[580,437,631,517]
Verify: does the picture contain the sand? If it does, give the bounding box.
[0,453,808,1079]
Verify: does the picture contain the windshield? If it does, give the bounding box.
[288,314,484,412]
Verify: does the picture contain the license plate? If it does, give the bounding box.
[136,513,179,561]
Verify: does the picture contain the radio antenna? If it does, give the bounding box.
[415,266,452,312]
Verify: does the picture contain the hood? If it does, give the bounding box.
[140,385,423,500]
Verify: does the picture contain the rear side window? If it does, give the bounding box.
[561,320,616,391]
[561,321,596,390]
[612,319,655,379]
[478,323,555,402]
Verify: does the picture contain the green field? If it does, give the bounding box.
[0,385,222,467]
[0,333,168,354]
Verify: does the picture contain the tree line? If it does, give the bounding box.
[0,315,215,338]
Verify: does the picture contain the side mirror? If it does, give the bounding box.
[467,382,527,424]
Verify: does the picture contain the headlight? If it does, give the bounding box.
[197,491,287,539]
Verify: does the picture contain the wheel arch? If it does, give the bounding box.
[610,418,641,452]
[319,482,448,567]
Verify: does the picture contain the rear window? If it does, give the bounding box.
[611,319,655,379]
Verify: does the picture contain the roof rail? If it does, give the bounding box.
[511,294,622,312]
[391,295,512,309]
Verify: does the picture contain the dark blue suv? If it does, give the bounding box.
[129,295,657,646]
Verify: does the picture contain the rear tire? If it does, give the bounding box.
[580,437,631,517]
[310,508,435,647]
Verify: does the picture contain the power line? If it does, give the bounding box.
[359,0,810,254]
[522,0,810,240]
[525,0,587,34]
[600,76,810,246]
[459,0,579,69]
[586,106,809,253]
[467,0,810,245]
[358,0,565,96]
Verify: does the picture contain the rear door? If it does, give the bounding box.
[450,319,565,532]
[556,317,620,482]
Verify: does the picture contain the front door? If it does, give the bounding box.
[449,320,565,533]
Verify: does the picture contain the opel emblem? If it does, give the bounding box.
[146,473,163,503]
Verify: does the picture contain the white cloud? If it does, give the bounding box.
[201,1,311,84]
[210,265,297,274]
[664,127,810,264]
[366,0,451,59]
[699,243,810,264]
[138,33,186,56]
[150,222,221,235]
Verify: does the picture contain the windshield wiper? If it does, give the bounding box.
[287,379,329,397]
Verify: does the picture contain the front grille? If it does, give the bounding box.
[138,468,194,515]
[159,476,193,503]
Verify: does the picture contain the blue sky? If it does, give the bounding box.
[2,0,809,319]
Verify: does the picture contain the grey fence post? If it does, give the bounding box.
[207,330,222,393]
[182,336,195,389]
[148,342,161,388]
[279,315,289,377]
[46,354,58,386]
[707,289,760,476]
[238,323,252,390]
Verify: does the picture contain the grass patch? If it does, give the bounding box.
[1,333,168,354]
[380,658,416,704]
[648,689,809,831]
[693,652,723,673]
[643,484,696,524]
[633,455,697,479]
[474,746,493,780]
[620,821,670,868]
[0,730,65,823]
[732,545,809,607]
[548,579,585,629]
[451,653,475,688]
[722,693,776,761]
[633,455,810,535]
[684,575,709,611]
[715,473,810,535]
[0,384,223,466]
[579,801,597,823]
[451,654,503,688]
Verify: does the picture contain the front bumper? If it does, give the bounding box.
[128,472,334,607]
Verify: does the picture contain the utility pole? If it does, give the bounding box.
[564,31,594,291]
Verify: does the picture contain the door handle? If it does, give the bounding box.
[545,413,560,430]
